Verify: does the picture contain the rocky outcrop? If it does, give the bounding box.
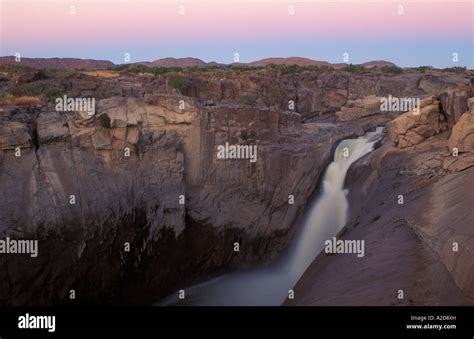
[439,85,472,127]
[0,66,473,306]
[2,65,470,120]
[387,97,444,148]
[386,85,474,151]
[448,98,474,153]
[335,95,384,122]
[0,121,31,150]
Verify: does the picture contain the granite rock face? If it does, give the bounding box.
[387,98,444,148]
[0,67,473,305]
[0,91,352,304]
[448,99,474,153]
[0,97,188,304]
[439,84,472,127]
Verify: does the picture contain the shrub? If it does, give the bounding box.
[343,64,365,73]
[262,64,320,75]
[441,66,467,73]
[98,114,111,128]
[42,85,64,102]
[240,129,257,142]
[280,64,304,74]
[168,74,188,91]
[412,66,429,73]
[380,66,403,74]
[265,63,278,71]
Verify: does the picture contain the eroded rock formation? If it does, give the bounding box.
[0,66,473,305]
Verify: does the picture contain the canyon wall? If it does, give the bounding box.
[0,67,472,304]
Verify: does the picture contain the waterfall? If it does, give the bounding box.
[157,128,385,306]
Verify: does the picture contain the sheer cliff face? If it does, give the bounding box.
[0,68,472,305]
[287,86,474,306]
[0,93,344,304]
[0,96,189,304]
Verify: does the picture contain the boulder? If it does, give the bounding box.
[91,129,112,150]
[126,127,139,145]
[37,112,70,144]
[469,97,474,115]
[387,102,442,148]
[335,95,383,121]
[439,85,471,126]
[113,127,127,141]
[0,121,31,150]
[448,111,474,153]
[18,69,48,83]
[335,107,367,121]
[444,152,474,172]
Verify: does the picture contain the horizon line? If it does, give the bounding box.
[1,55,473,69]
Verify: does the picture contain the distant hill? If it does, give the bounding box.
[246,57,346,69]
[0,56,398,70]
[137,57,208,68]
[360,60,397,68]
[0,56,114,70]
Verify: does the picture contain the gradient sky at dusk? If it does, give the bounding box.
[1,0,472,68]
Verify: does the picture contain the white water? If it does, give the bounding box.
[158,128,384,306]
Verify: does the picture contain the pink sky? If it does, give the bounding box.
[1,1,472,46]
[0,1,472,67]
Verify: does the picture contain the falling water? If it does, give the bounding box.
[157,128,385,306]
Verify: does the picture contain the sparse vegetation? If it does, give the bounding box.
[240,129,256,141]
[342,64,365,73]
[107,62,470,77]
[110,63,263,75]
[168,74,188,91]
[266,63,321,75]
[380,66,403,74]
[82,70,120,78]
[441,66,467,73]
[0,95,42,106]
[411,66,430,73]
[42,85,64,102]
[110,63,325,76]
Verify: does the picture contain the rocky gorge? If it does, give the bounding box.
[0,64,473,305]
